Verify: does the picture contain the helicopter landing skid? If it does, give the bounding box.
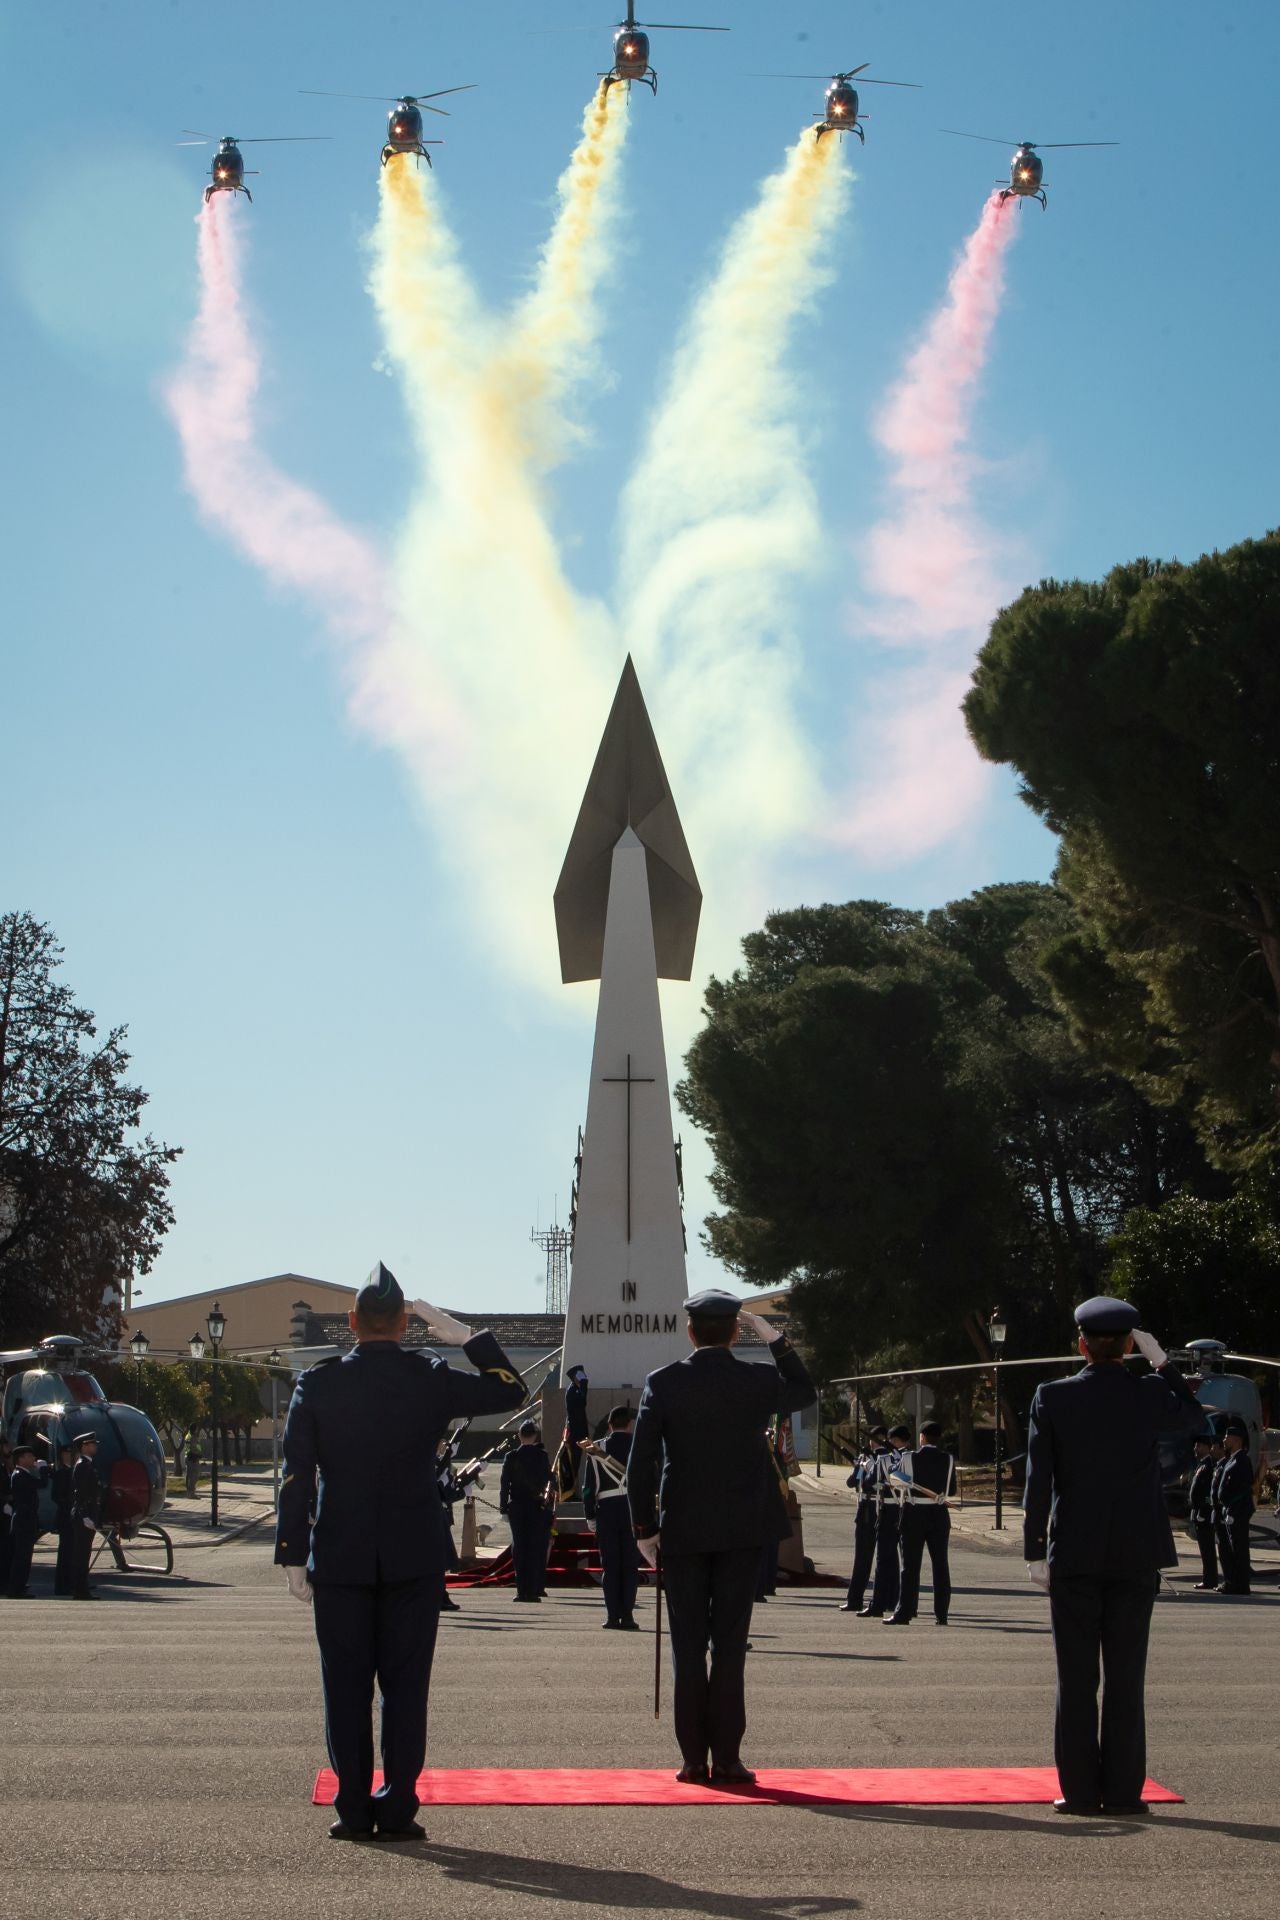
[602,71,656,94]
[93,1522,175,1578]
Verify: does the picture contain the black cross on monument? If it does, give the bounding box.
[602,1052,655,1243]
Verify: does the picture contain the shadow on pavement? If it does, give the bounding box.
[798,1802,1280,1845]
[408,1841,861,1916]
[750,1649,901,1663]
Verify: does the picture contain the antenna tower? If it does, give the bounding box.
[531,1217,571,1315]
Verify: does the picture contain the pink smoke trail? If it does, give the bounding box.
[164,196,388,657]
[835,193,1023,860]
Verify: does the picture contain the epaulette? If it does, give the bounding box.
[304,1354,341,1374]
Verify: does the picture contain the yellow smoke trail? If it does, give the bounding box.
[493,82,630,463]
[619,132,851,973]
[362,153,614,983]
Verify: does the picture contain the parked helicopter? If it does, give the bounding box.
[940,130,1118,209]
[1,1335,169,1565]
[755,63,922,143]
[602,2,728,95]
[298,85,477,167]
[178,131,330,204]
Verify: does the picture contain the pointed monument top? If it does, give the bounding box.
[554,657,701,984]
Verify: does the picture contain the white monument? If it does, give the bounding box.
[554,658,701,1390]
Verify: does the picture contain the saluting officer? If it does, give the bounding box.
[1212,1418,1255,1596]
[886,1421,954,1627]
[275,1263,526,1843]
[3,1445,44,1599]
[69,1432,103,1602]
[1187,1435,1219,1591]
[1023,1296,1206,1816]
[628,1290,816,1785]
[839,1426,887,1612]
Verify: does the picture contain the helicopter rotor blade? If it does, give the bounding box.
[1035,140,1120,148]
[234,136,333,144]
[838,63,871,78]
[180,129,216,139]
[939,128,1023,145]
[176,140,212,146]
[298,90,406,103]
[637,22,731,31]
[415,85,479,100]
[746,73,849,80]
[858,77,923,89]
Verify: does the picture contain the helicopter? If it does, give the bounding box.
[1,1335,169,1569]
[298,85,477,168]
[602,2,728,95]
[753,63,922,143]
[940,130,1119,209]
[178,131,330,204]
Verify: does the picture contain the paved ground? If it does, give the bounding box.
[2,1481,1277,1920]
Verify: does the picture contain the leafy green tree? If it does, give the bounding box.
[677,902,1021,1379]
[964,531,1280,1169]
[1108,1172,1280,1354]
[97,1357,203,1468]
[0,912,179,1344]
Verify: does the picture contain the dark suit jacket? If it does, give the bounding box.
[1023,1362,1207,1575]
[500,1444,552,1515]
[70,1456,102,1526]
[627,1336,816,1555]
[275,1331,525,1584]
[7,1467,41,1535]
[1213,1449,1255,1520]
[1188,1456,1216,1525]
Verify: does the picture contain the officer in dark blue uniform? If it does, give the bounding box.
[500,1420,553,1602]
[1187,1435,1219,1590]
[887,1421,954,1626]
[1023,1296,1207,1816]
[840,1424,889,1613]
[3,1445,44,1598]
[863,1425,911,1618]
[69,1432,103,1601]
[51,1443,75,1597]
[587,1405,641,1631]
[1212,1418,1255,1595]
[628,1289,816,1785]
[275,1263,526,1843]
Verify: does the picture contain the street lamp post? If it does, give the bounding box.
[989,1308,1007,1531]
[268,1347,282,1506]
[129,1327,150,1402]
[190,1304,226,1528]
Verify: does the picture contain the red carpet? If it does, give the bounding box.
[312,1766,1182,1807]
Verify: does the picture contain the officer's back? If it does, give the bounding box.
[630,1316,815,1554]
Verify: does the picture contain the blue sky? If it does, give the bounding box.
[3,0,1276,1325]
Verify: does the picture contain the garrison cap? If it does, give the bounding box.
[1223,1417,1250,1439]
[684,1288,742,1318]
[73,1431,98,1446]
[355,1260,404,1317]
[1074,1295,1141,1336]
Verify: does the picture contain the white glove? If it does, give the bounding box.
[2,1504,11,1517]
[739,1309,780,1344]
[1131,1328,1167,1369]
[411,1300,474,1345]
[286,1566,315,1605]
[1027,1560,1050,1593]
[636,1533,660,1567]
[82,1518,95,1532]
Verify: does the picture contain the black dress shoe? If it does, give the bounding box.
[374,1821,426,1843]
[602,1618,621,1629]
[934,1616,949,1626]
[440,1597,461,1612]
[884,1613,912,1626]
[856,1606,883,1618]
[676,1763,710,1784]
[618,1616,641,1631]
[838,1602,860,1612]
[1216,1584,1250,1595]
[328,1820,376,1842]
[1053,1799,1101,1816]
[710,1762,758,1786]
[1192,1581,1215,1590]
